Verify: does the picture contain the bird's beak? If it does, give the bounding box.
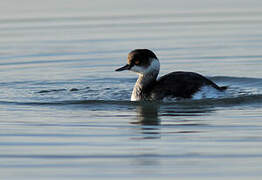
[115,64,131,71]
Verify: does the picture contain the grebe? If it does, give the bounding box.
[116,49,226,101]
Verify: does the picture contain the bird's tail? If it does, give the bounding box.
[220,86,228,91]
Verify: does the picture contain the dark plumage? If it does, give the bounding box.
[145,71,225,100]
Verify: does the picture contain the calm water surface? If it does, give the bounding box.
[1,1,262,179]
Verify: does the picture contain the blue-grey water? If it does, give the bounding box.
[1,1,262,179]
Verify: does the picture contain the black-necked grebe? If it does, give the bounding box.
[116,49,226,101]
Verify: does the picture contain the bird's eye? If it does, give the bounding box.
[134,60,140,65]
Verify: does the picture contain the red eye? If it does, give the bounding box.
[135,60,140,65]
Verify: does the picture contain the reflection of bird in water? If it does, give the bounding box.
[131,102,214,139]
[130,103,161,139]
[135,102,160,126]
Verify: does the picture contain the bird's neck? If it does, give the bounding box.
[131,71,158,101]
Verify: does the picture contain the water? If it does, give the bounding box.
[1,0,262,179]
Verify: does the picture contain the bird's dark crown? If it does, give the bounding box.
[127,49,158,67]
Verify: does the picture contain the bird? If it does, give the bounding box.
[115,49,227,101]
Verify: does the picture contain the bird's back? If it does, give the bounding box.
[147,71,224,100]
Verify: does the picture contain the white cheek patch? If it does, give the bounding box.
[130,65,146,74]
[130,58,160,75]
[149,59,160,73]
